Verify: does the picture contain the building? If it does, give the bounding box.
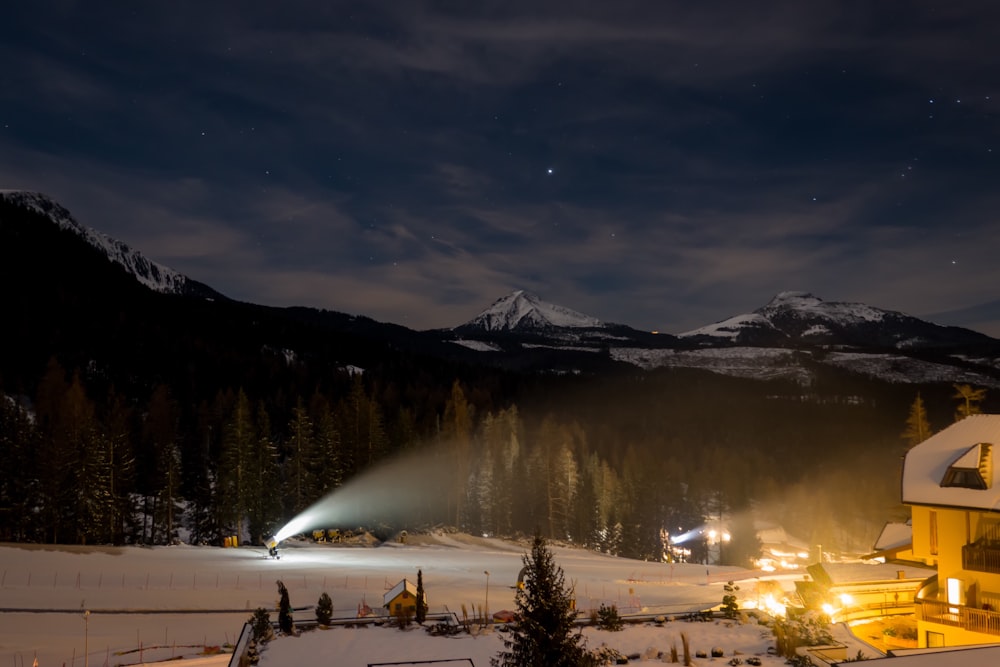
[903,414,1000,648]
[869,520,917,564]
[794,562,932,623]
[384,578,420,616]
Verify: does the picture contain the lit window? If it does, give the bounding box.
[940,443,992,490]
[947,577,963,614]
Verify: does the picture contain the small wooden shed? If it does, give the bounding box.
[384,578,420,615]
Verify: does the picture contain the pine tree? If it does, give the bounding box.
[284,398,317,515]
[103,387,135,545]
[246,401,279,545]
[0,395,36,541]
[277,579,294,634]
[415,568,428,624]
[316,592,333,626]
[492,532,585,667]
[953,384,988,422]
[902,393,932,450]
[442,379,473,528]
[143,384,180,544]
[219,390,255,540]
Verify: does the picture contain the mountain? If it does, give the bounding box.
[449,290,1000,386]
[455,290,607,332]
[3,189,999,390]
[0,190,489,404]
[679,291,995,349]
[0,190,221,299]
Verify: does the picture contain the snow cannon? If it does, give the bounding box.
[266,536,280,559]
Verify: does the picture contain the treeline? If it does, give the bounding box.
[2,353,945,564]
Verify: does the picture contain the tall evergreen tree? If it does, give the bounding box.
[442,380,473,528]
[218,389,255,540]
[34,358,74,543]
[492,531,585,667]
[953,384,988,422]
[307,391,343,497]
[143,384,180,544]
[415,568,428,624]
[66,373,113,544]
[902,393,932,450]
[246,401,279,545]
[284,397,317,515]
[0,395,36,541]
[103,387,136,545]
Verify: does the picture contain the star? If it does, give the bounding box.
[546,167,554,175]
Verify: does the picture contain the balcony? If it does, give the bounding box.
[917,598,1000,637]
[963,542,1000,574]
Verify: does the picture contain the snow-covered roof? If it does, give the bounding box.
[902,414,1000,511]
[870,644,1000,665]
[873,521,912,552]
[815,562,933,585]
[383,578,418,606]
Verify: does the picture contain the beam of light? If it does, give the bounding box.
[271,442,455,545]
[668,524,708,545]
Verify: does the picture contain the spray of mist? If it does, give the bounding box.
[272,442,458,544]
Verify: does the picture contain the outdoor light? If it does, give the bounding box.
[484,571,490,624]
[83,609,90,667]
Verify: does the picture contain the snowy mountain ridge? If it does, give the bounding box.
[457,289,605,332]
[677,290,991,350]
[0,190,200,296]
[681,291,889,338]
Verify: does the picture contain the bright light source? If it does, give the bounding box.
[839,593,854,606]
[821,603,835,616]
[760,594,787,618]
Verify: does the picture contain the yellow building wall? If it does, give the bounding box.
[387,590,417,614]
[910,506,935,564]
[914,507,1000,647]
[917,618,1000,648]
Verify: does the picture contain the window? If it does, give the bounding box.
[940,443,992,490]
[926,631,945,648]
[947,577,963,614]
[930,511,938,556]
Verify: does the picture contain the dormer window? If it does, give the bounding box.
[940,442,993,490]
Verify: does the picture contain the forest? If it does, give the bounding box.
[1,347,984,565]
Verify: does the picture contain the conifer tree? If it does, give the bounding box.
[415,569,428,624]
[0,395,36,541]
[219,389,255,540]
[492,531,584,667]
[902,393,932,450]
[246,401,279,545]
[953,384,988,422]
[316,592,333,626]
[284,398,317,514]
[277,579,294,635]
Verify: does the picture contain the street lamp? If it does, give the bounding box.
[83,609,90,667]
[484,571,490,626]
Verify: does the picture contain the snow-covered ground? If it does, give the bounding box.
[0,533,839,666]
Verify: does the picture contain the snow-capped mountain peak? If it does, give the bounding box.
[457,290,604,332]
[0,190,211,297]
[756,291,887,324]
[679,290,992,350]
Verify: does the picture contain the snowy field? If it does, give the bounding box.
[1,533,794,666]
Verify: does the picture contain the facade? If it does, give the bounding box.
[903,414,1000,648]
[384,578,420,616]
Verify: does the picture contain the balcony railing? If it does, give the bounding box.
[963,542,1000,574]
[917,598,1000,637]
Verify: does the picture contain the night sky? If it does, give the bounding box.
[3,2,999,335]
